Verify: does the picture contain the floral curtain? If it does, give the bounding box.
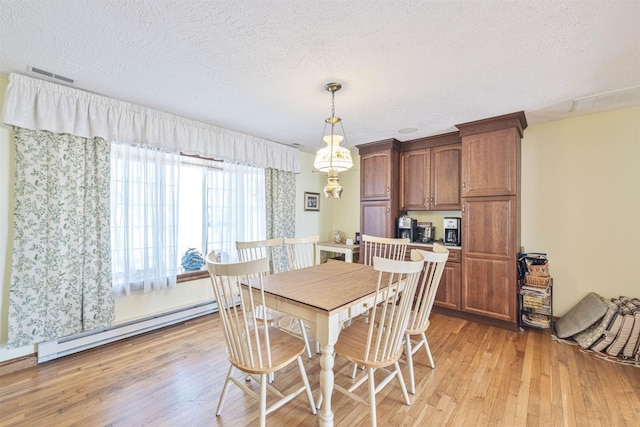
[265,168,296,272]
[8,128,114,347]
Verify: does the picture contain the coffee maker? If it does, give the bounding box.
[397,215,417,241]
[417,222,435,243]
[443,217,461,246]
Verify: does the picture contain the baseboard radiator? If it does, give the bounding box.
[37,301,218,363]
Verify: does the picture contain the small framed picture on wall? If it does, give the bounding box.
[304,192,320,211]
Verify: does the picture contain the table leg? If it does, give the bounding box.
[319,343,335,427]
[345,251,353,263]
[315,314,340,427]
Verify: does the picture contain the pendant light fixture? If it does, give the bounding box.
[313,82,353,198]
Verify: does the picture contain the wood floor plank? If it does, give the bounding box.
[2,312,640,427]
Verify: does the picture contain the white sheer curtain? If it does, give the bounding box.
[206,161,266,262]
[111,142,181,295]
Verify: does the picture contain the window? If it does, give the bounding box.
[111,144,266,295]
[178,156,266,267]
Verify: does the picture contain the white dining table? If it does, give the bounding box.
[257,261,383,427]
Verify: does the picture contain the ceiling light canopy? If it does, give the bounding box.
[313,82,353,198]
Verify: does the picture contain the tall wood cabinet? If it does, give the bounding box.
[456,112,527,329]
[357,139,401,239]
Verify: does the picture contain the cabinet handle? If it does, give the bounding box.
[386,186,390,194]
[386,207,390,214]
[423,198,427,206]
[462,181,466,189]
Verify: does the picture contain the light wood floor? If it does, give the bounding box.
[1,312,639,426]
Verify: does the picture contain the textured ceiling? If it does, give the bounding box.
[0,0,639,154]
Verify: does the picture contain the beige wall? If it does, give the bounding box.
[1,71,638,363]
[521,107,640,316]
[295,152,332,240]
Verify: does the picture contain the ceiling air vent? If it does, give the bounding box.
[28,66,75,84]
[570,86,640,113]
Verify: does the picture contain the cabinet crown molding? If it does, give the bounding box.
[356,138,400,155]
[455,111,528,138]
[399,131,461,152]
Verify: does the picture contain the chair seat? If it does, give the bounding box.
[405,317,430,336]
[335,320,403,369]
[255,305,287,323]
[228,327,307,375]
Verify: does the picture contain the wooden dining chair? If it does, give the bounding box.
[324,253,425,427]
[349,234,410,345]
[284,234,319,269]
[236,237,285,274]
[283,235,320,357]
[237,238,314,360]
[361,234,410,265]
[205,253,316,426]
[404,245,449,394]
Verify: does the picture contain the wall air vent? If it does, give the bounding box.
[28,66,75,84]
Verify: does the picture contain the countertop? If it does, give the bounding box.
[406,240,461,250]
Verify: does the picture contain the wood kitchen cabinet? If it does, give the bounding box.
[434,251,462,310]
[360,200,397,239]
[400,149,430,210]
[357,139,401,239]
[406,245,461,311]
[360,142,399,201]
[461,196,518,323]
[357,113,526,330]
[461,123,521,197]
[456,112,527,330]
[399,136,461,211]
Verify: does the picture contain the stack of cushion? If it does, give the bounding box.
[555,292,640,362]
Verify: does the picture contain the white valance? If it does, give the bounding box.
[1,73,300,173]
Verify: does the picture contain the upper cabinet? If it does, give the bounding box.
[359,141,399,201]
[431,144,462,210]
[400,149,430,210]
[399,133,461,211]
[458,113,527,197]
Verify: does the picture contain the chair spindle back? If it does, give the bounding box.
[284,235,319,270]
[236,237,284,274]
[206,253,273,371]
[363,254,424,364]
[361,234,410,266]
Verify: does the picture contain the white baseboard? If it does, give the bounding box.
[37,302,218,363]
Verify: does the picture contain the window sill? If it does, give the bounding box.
[177,269,209,283]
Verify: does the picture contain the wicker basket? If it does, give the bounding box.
[525,274,551,287]
[523,294,551,309]
[527,263,550,277]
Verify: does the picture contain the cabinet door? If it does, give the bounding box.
[461,196,517,323]
[431,144,461,210]
[400,149,430,210]
[461,128,519,197]
[434,261,461,310]
[360,201,396,238]
[361,150,392,200]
